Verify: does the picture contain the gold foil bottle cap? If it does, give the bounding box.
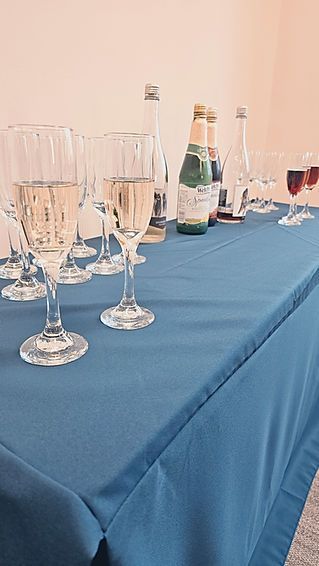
[207,107,218,122]
[144,83,160,100]
[194,104,207,119]
[236,105,248,118]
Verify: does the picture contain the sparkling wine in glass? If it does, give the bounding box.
[100,133,155,330]
[10,124,88,366]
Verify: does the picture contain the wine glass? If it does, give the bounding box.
[247,150,262,210]
[58,135,92,284]
[86,137,123,275]
[0,129,46,300]
[10,124,88,366]
[253,152,272,214]
[298,152,319,220]
[278,153,307,226]
[0,220,23,279]
[266,152,284,211]
[100,133,155,330]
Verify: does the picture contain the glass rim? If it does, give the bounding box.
[104,132,154,141]
[8,124,73,133]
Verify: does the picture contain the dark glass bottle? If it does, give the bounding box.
[176,104,212,235]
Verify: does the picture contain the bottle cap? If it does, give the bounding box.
[145,84,160,100]
[194,104,207,118]
[236,105,248,118]
[207,107,218,122]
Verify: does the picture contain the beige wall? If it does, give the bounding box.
[0,0,317,257]
[266,0,319,205]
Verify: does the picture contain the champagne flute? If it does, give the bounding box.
[58,135,92,284]
[266,151,284,211]
[100,133,155,330]
[10,124,88,366]
[278,153,307,226]
[0,130,46,300]
[298,152,319,220]
[86,137,123,275]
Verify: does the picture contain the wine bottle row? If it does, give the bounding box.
[140,83,249,240]
[177,104,249,235]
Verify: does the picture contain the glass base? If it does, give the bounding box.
[72,241,97,258]
[113,252,146,266]
[20,331,88,366]
[253,205,271,214]
[58,264,92,285]
[267,203,279,211]
[1,278,46,301]
[86,256,124,275]
[298,210,315,220]
[100,304,155,330]
[278,215,302,226]
[0,258,23,280]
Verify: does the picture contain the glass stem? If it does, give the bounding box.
[304,189,309,214]
[42,267,64,338]
[120,245,137,309]
[18,233,33,282]
[288,194,295,218]
[102,219,112,261]
[75,221,83,245]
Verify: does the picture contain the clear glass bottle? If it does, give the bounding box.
[207,107,221,226]
[141,83,168,243]
[217,106,249,224]
[176,104,212,235]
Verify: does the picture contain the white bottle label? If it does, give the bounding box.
[177,184,211,224]
[232,184,249,217]
[209,181,220,218]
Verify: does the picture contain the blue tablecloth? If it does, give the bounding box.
[1,205,319,566]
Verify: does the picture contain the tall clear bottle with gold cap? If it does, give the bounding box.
[217,105,249,224]
[176,104,212,235]
[207,107,221,226]
[141,83,168,243]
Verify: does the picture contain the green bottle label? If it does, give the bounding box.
[186,144,209,161]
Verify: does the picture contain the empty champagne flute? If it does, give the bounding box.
[100,133,155,330]
[10,124,88,366]
[266,152,284,211]
[86,137,123,275]
[278,153,307,226]
[58,135,92,284]
[0,130,46,300]
[298,152,319,220]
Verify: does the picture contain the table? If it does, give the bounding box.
[1,205,319,566]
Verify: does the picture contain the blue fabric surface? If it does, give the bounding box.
[0,204,319,565]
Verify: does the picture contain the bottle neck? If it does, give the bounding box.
[188,117,208,148]
[233,116,247,150]
[143,98,160,138]
[207,122,218,149]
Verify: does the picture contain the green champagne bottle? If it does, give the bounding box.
[176,104,212,235]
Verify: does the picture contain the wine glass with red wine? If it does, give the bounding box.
[278,153,308,226]
[298,152,319,220]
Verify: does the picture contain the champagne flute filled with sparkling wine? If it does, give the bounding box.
[10,124,88,366]
[0,129,46,301]
[100,133,155,330]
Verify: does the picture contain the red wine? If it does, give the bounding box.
[306,165,319,189]
[286,169,307,195]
